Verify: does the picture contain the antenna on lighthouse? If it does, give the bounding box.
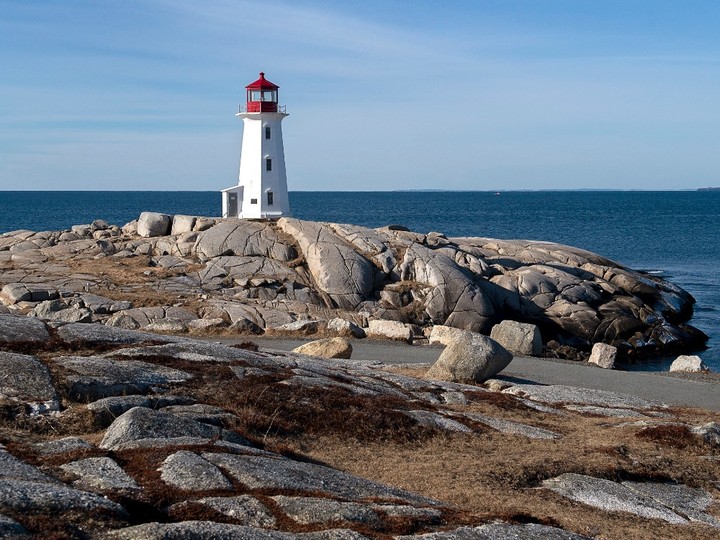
[221,72,291,220]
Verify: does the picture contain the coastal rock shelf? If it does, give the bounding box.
[0,214,707,360]
[0,319,718,538]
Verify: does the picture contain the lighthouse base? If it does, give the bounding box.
[221,185,290,220]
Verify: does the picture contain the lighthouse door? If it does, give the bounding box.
[228,193,238,217]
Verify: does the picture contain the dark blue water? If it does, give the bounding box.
[0,190,717,369]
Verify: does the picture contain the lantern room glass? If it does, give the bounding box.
[248,90,277,103]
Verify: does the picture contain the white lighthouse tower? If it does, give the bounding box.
[222,72,291,219]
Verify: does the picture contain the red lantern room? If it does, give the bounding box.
[245,72,279,112]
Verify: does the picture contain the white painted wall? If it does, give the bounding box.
[236,111,290,219]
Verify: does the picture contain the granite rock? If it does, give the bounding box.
[293,337,353,359]
[0,351,60,413]
[137,212,171,238]
[426,331,512,384]
[588,342,618,369]
[670,355,708,373]
[0,313,50,344]
[489,320,542,356]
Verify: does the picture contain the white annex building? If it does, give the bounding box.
[222,72,291,219]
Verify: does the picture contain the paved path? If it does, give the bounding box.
[215,336,720,412]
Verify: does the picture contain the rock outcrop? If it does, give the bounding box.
[0,215,708,361]
[0,315,715,538]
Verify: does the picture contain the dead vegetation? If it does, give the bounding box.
[1,337,719,539]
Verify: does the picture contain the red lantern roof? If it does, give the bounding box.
[245,72,279,90]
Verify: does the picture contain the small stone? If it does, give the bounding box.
[367,320,412,342]
[490,320,543,356]
[692,422,720,446]
[327,318,366,338]
[293,337,353,359]
[188,318,227,332]
[0,514,28,537]
[670,355,708,373]
[270,319,324,335]
[145,319,189,333]
[404,411,473,433]
[588,342,617,369]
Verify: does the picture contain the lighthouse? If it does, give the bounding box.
[221,72,291,219]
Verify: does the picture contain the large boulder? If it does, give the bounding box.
[194,220,295,262]
[428,325,467,346]
[425,331,513,384]
[293,337,353,359]
[137,212,171,238]
[490,320,542,356]
[278,218,375,309]
[400,243,494,332]
[170,215,196,235]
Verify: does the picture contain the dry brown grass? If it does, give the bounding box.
[65,256,204,308]
[297,408,720,540]
[2,334,719,539]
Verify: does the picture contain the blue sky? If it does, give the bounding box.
[1,0,719,191]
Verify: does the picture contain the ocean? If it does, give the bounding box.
[0,190,718,370]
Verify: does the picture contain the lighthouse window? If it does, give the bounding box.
[267,191,274,205]
[265,158,272,172]
[250,198,258,204]
[265,126,271,139]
